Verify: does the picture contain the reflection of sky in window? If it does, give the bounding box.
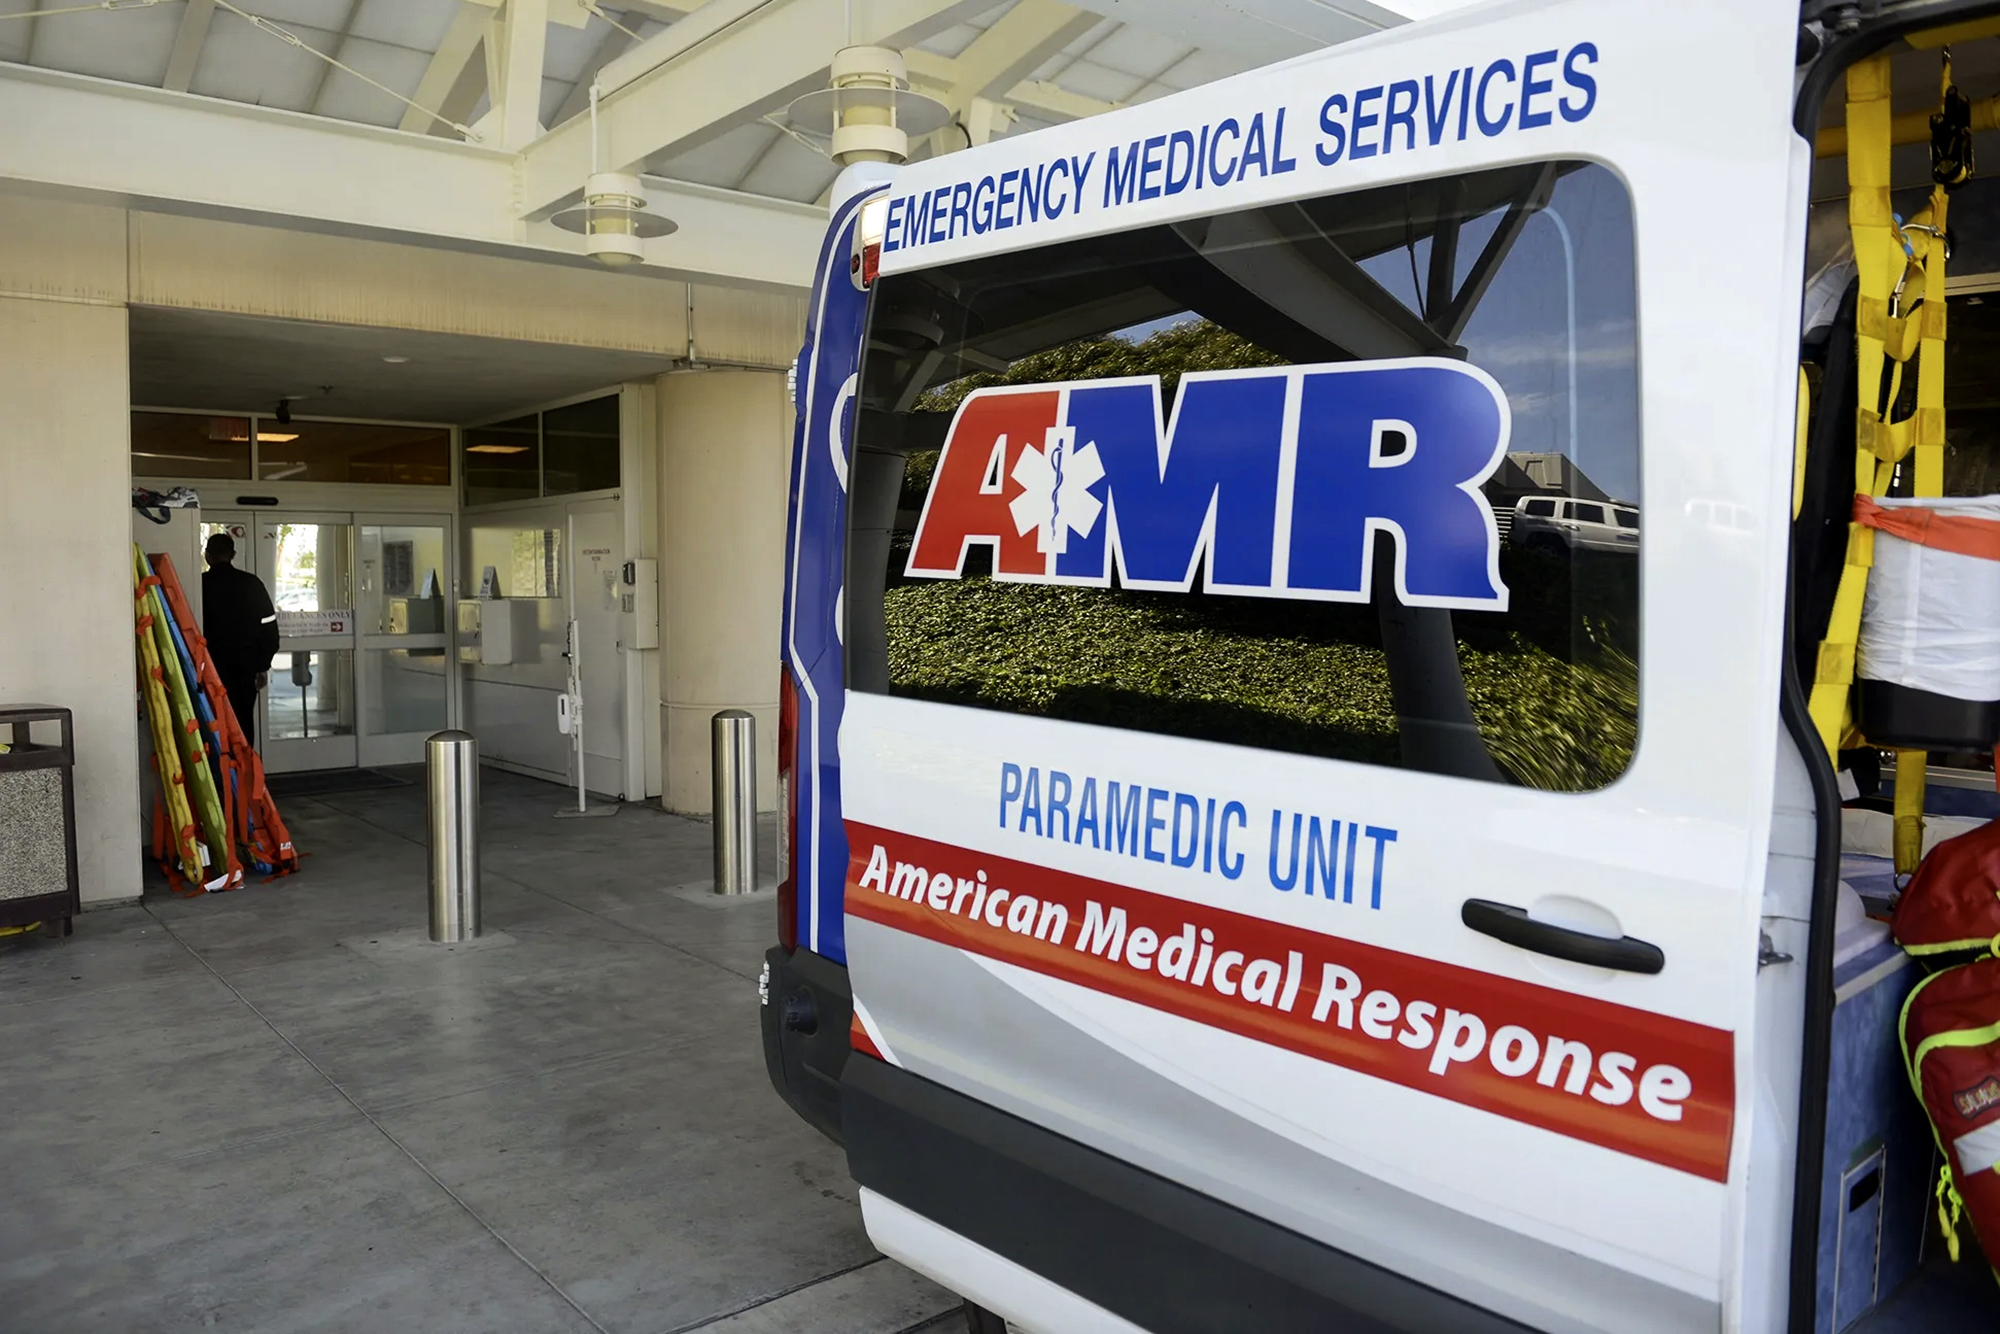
[1103,167,1638,501]
[1113,313,1198,343]
[1358,165,1640,504]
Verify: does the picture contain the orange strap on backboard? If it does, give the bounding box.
[1854,494,2000,562]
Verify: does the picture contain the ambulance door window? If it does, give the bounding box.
[851,160,1639,792]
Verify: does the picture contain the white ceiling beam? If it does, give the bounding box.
[1004,76,1119,122]
[615,0,688,19]
[399,2,489,134]
[942,0,1097,108]
[919,0,1097,149]
[162,0,217,94]
[591,0,771,97]
[1059,0,1392,64]
[519,0,992,218]
[484,0,550,150]
[436,42,491,136]
[0,62,821,290]
[902,46,1120,127]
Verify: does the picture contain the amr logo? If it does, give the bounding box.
[906,359,1513,611]
[1005,426,1105,555]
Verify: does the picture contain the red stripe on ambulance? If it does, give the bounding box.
[845,822,1734,1181]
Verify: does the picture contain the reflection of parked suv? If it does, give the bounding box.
[1511,496,1640,555]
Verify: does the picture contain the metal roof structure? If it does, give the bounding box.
[0,0,1464,285]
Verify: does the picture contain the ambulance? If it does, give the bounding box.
[761,1,2000,1328]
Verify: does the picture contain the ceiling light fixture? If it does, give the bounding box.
[465,444,532,455]
[382,355,410,364]
[552,85,677,268]
[257,432,300,443]
[783,46,947,167]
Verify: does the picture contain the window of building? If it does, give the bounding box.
[463,414,541,506]
[134,411,448,486]
[258,421,449,486]
[462,393,622,507]
[543,395,621,497]
[848,160,1639,793]
[131,412,251,479]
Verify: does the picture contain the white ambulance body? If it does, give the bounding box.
[758,1,1997,1329]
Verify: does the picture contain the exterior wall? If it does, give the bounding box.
[621,382,665,801]
[656,368,791,814]
[0,289,141,906]
[128,214,806,368]
[0,192,807,893]
[0,195,128,305]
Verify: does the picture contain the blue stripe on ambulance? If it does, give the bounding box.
[783,187,873,960]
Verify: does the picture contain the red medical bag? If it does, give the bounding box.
[1895,817,2000,956]
[1901,956,2000,1276]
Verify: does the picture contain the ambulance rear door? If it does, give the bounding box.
[839,3,1808,1331]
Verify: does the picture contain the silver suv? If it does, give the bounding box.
[1510,495,1640,555]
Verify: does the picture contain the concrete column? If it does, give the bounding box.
[656,368,789,814]
[0,295,141,906]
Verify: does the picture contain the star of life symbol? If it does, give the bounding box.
[1006,425,1105,554]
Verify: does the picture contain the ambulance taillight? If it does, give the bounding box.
[851,195,888,291]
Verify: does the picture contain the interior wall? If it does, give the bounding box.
[657,368,791,814]
[0,292,140,907]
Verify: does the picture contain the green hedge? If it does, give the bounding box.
[916,320,1288,414]
[885,577,1636,793]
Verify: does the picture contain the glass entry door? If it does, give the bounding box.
[355,515,454,767]
[255,514,359,774]
[201,511,456,773]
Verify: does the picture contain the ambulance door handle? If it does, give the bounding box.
[1460,899,1665,974]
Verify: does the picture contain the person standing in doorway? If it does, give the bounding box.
[203,532,280,747]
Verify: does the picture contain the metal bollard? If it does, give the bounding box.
[426,729,481,942]
[712,710,756,896]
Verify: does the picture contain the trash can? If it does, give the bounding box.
[0,705,81,938]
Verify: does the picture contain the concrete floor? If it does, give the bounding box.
[0,767,963,1334]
